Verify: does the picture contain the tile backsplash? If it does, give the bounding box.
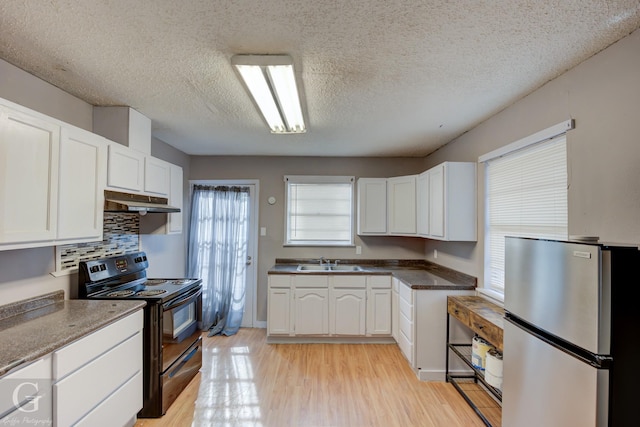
[57,213,140,272]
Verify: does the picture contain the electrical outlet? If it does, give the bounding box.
[434,249,438,259]
[356,245,362,255]
[260,227,267,236]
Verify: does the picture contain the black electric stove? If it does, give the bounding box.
[77,251,203,418]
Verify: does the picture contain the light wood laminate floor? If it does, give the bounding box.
[135,328,488,427]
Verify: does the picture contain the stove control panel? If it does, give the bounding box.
[89,264,107,273]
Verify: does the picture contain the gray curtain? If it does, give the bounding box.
[188,185,250,336]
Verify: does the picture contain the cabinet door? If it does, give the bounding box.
[416,171,429,236]
[387,175,417,234]
[428,164,445,238]
[268,288,292,335]
[367,289,391,335]
[357,178,387,234]
[391,280,399,342]
[167,164,183,234]
[58,127,106,242]
[294,288,329,335]
[0,107,59,244]
[330,289,366,335]
[107,143,144,192]
[144,156,171,195]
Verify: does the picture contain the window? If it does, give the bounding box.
[481,121,572,299]
[285,175,354,246]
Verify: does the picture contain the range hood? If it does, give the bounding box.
[104,190,180,214]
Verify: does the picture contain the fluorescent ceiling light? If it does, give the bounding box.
[232,54,306,134]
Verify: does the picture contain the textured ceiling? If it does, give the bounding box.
[1,1,639,157]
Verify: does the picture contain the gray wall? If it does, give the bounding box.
[189,156,427,321]
[140,137,191,278]
[421,28,640,289]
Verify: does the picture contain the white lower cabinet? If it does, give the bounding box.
[267,274,392,339]
[330,289,366,335]
[391,278,400,342]
[0,355,52,424]
[366,275,391,336]
[294,288,329,335]
[53,310,143,427]
[395,280,474,380]
[330,275,367,336]
[293,275,329,335]
[0,310,143,427]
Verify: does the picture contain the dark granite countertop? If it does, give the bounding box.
[0,290,146,377]
[269,259,476,291]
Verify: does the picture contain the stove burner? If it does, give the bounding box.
[137,289,167,297]
[145,279,168,286]
[107,290,135,297]
[169,279,192,285]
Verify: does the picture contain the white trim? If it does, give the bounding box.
[478,119,574,163]
[284,175,354,184]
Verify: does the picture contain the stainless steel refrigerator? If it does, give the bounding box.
[503,237,640,427]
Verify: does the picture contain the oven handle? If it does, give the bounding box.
[163,286,202,311]
[169,344,200,378]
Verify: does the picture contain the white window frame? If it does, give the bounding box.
[284,175,355,247]
[479,120,574,301]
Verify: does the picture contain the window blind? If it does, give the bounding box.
[485,135,568,295]
[285,176,354,246]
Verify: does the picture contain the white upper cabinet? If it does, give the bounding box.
[357,178,387,235]
[387,175,417,235]
[416,171,430,236]
[0,105,60,246]
[424,162,477,241]
[106,143,145,192]
[167,164,183,234]
[144,156,171,196]
[58,126,107,242]
[356,161,476,241]
[0,99,110,250]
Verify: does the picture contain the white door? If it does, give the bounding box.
[190,180,259,328]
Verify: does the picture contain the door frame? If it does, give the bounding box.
[189,179,260,328]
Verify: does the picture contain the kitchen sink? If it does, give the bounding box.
[329,265,364,271]
[297,264,331,271]
[296,264,363,272]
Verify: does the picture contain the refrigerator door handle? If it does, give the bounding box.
[505,313,612,369]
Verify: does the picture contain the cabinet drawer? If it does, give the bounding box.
[447,297,471,326]
[398,282,413,303]
[397,329,413,365]
[399,296,413,321]
[469,311,503,352]
[0,355,52,417]
[332,275,366,288]
[75,370,142,427]
[294,275,329,288]
[54,332,142,427]
[399,312,413,342]
[269,274,292,288]
[53,310,143,380]
[367,275,391,288]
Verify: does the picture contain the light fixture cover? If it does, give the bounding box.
[232,54,306,134]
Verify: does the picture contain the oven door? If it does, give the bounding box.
[163,286,202,344]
